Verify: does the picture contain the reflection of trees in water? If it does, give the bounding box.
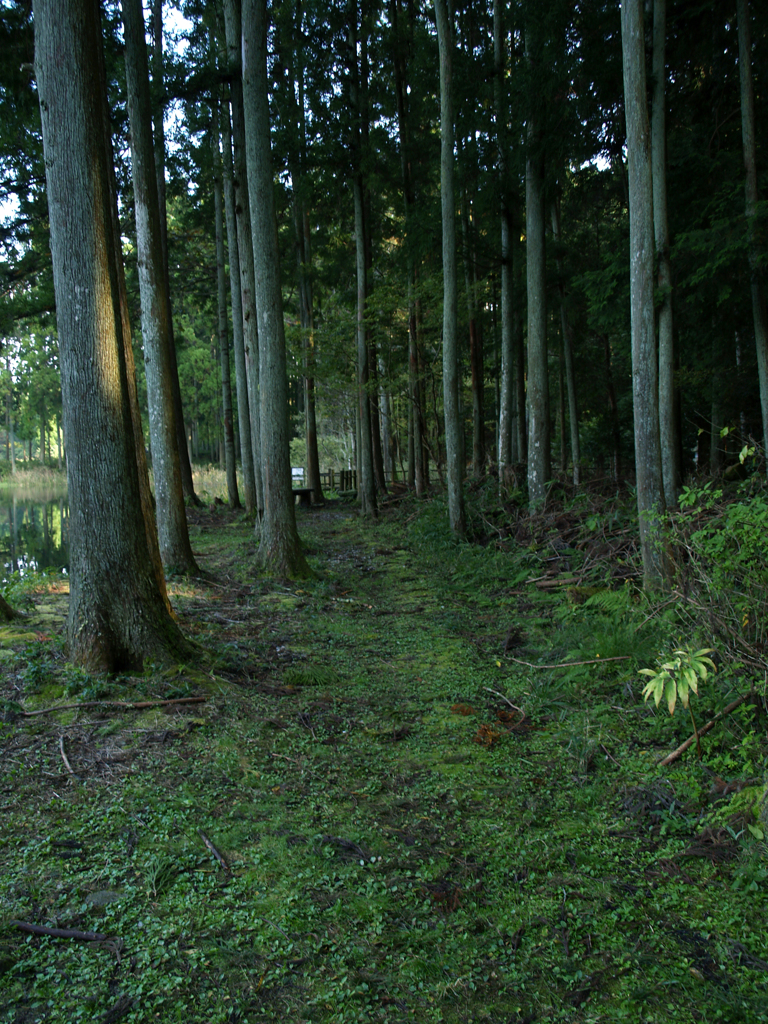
[2,492,69,581]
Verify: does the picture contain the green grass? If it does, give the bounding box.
[1,494,767,1023]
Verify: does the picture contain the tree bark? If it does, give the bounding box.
[281,3,324,504]
[651,0,680,506]
[525,137,550,503]
[222,0,264,514]
[211,101,240,510]
[551,197,580,487]
[151,0,199,507]
[435,0,466,537]
[122,0,199,576]
[242,0,310,575]
[34,0,193,670]
[391,0,426,496]
[736,0,768,467]
[494,0,518,489]
[298,216,324,503]
[621,0,668,588]
[221,99,257,514]
[348,0,377,517]
[459,183,484,480]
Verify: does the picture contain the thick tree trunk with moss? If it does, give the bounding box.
[34,0,194,670]
[123,0,199,575]
[242,0,309,575]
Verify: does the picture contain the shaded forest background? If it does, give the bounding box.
[0,0,765,498]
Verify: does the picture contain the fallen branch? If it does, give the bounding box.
[21,696,208,717]
[507,655,630,670]
[11,921,108,941]
[534,577,580,590]
[198,830,230,874]
[483,687,525,716]
[59,735,80,781]
[657,693,753,767]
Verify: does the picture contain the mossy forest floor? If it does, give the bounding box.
[1,493,768,1023]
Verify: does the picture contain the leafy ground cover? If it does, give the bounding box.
[1,488,767,1023]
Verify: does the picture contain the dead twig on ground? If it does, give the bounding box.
[58,735,79,781]
[506,655,630,670]
[11,921,109,941]
[483,687,525,718]
[21,696,208,717]
[657,693,753,767]
[198,829,230,874]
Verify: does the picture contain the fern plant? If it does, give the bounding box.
[639,647,716,759]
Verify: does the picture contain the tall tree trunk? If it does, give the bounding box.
[123,0,199,576]
[297,210,323,502]
[151,0,199,506]
[435,0,466,537]
[459,184,484,480]
[736,0,768,466]
[222,100,257,514]
[621,0,668,588]
[495,0,518,490]
[222,0,264,514]
[284,6,324,504]
[514,228,526,463]
[348,0,377,517]
[211,102,240,509]
[242,0,309,575]
[379,355,393,482]
[652,0,680,506]
[551,197,580,486]
[525,133,550,505]
[710,329,724,474]
[602,332,622,482]
[369,349,388,494]
[34,0,193,670]
[6,354,15,476]
[391,0,425,496]
[352,173,377,516]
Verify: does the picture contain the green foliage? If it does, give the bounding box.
[670,482,768,660]
[61,665,111,701]
[639,647,716,717]
[282,665,340,687]
[3,504,768,1023]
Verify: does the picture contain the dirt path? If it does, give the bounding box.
[1,502,766,1024]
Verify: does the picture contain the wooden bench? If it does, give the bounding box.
[293,487,313,508]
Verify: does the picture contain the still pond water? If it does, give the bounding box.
[0,486,69,584]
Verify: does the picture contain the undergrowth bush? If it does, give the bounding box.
[669,480,768,666]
